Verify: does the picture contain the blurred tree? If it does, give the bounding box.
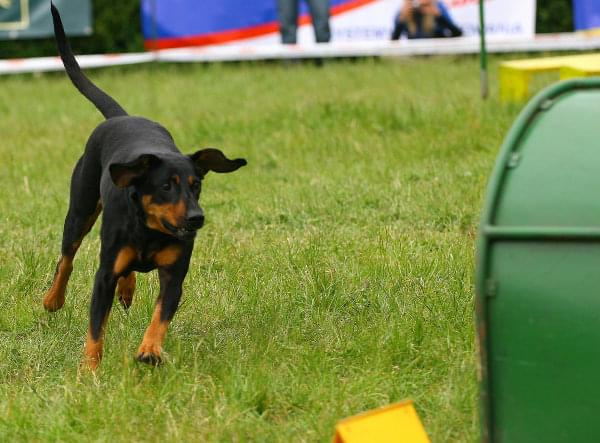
[537,0,573,33]
[0,0,577,58]
[0,0,143,58]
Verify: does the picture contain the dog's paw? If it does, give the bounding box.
[116,274,136,309]
[80,356,100,372]
[43,290,65,312]
[136,341,162,366]
[118,293,133,310]
[136,351,162,366]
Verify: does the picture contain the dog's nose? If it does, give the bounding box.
[186,209,204,230]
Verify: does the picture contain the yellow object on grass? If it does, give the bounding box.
[581,28,600,37]
[333,400,430,443]
[500,53,600,102]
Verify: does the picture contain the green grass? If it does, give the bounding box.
[0,57,520,442]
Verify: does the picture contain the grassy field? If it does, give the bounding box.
[0,57,521,441]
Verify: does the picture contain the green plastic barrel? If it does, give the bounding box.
[476,78,600,442]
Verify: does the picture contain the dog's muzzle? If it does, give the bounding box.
[162,213,204,240]
[185,209,204,230]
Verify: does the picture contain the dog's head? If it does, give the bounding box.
[109,149,246,240]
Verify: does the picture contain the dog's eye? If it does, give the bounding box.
[161,182,171,192]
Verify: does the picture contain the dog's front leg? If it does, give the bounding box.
[83,266,118,370]
[137,245,192,365]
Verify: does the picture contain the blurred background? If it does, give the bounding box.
[0,0,580,59]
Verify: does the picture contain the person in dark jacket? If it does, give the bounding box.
[391,0,463,40]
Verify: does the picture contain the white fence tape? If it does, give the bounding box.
[2,33,600,75]
[0,52,154,75]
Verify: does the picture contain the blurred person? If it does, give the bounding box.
[391,0,463,40]
[277,0,331,44]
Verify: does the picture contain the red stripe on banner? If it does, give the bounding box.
[330,0,378,16]
[145,0,377,50]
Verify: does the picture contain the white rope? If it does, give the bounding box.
[2,33,600,75]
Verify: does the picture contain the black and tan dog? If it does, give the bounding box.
[43,4,246,369]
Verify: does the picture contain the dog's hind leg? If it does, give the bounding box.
[44,157,102,312]
[117,272,136,309]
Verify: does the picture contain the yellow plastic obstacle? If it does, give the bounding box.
[560,57,600,80]
[333,400,430,443]
[500,53,600,102]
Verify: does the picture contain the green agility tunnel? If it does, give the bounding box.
[476,79,600,442]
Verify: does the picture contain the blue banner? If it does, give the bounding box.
[574,0,600,31]
[141,0,364,49]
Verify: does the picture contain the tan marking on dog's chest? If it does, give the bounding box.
[113,246,137,275]
[153,245,182,267]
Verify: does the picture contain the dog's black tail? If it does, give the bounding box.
[51,3,127,119]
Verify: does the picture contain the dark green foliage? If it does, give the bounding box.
[0,0,578,59]
[0,0,143,59]
[536,0,573,33]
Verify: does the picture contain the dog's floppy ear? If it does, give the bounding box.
[109,154,161,188]
[189,148,247,177]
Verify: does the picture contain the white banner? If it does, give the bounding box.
[6,33,600,75]
[447,0,536,39]
[220,0,536,46]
